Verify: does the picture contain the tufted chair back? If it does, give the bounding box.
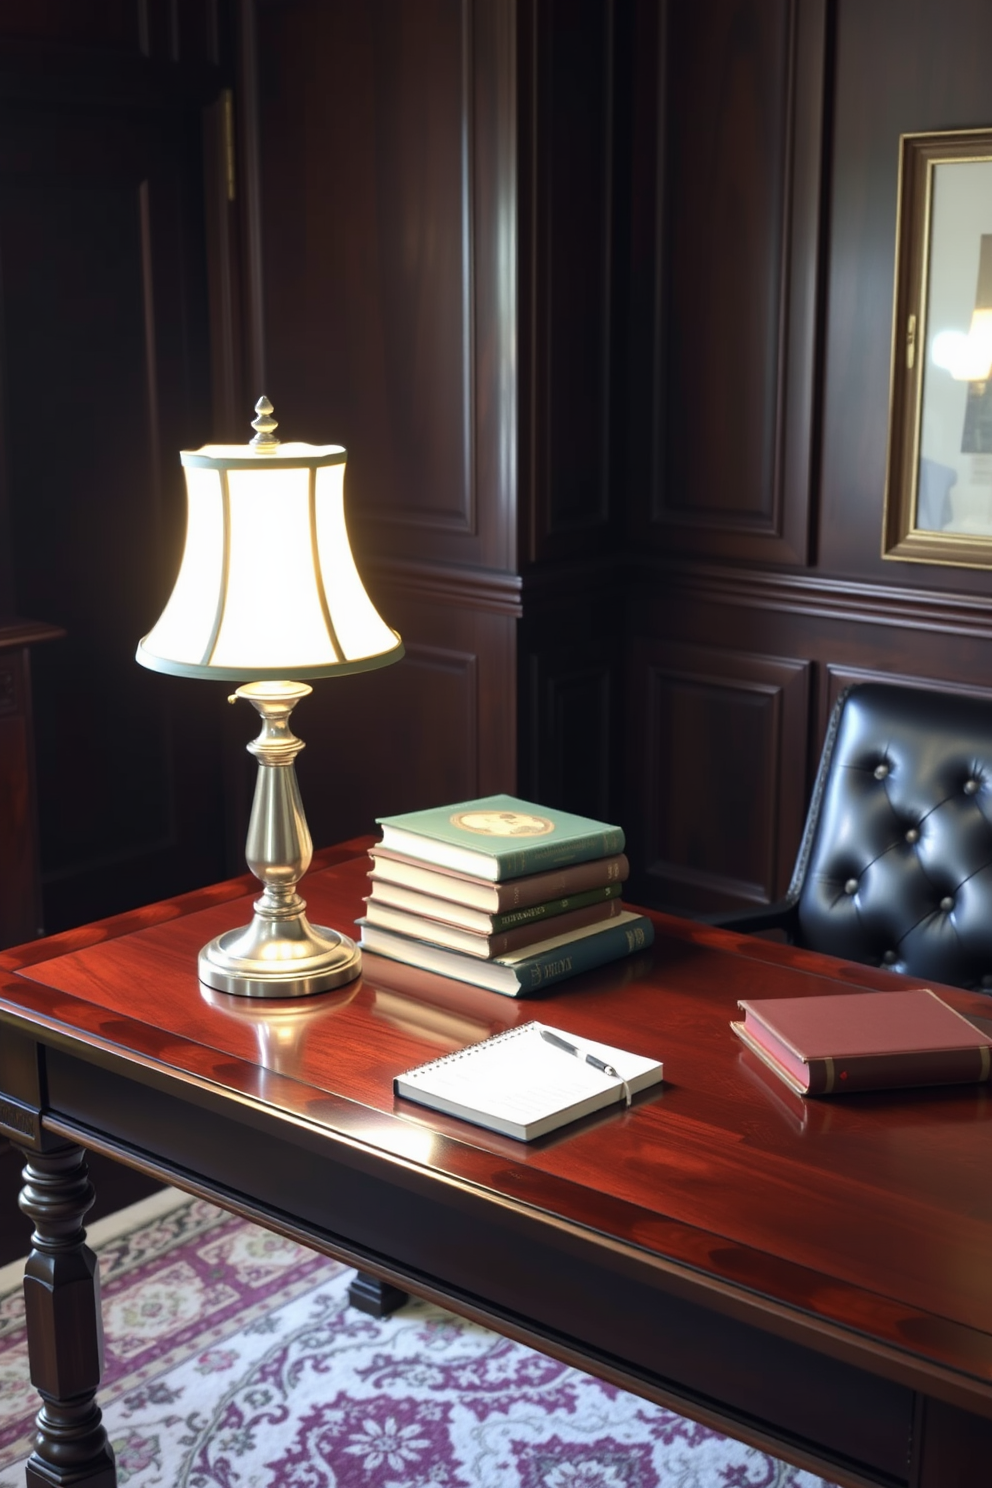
[795,683,992,991]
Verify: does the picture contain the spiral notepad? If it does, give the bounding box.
[394,1021,664,1141]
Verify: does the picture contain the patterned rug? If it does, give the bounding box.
[0,1190,837,1488]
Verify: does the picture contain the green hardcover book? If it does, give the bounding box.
[359,910,655,997]
[375,794,625,883]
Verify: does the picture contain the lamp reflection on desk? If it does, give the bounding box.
[199,981,361,1078]
[137,398,404,999]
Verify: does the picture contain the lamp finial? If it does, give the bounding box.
[250,395,280,451]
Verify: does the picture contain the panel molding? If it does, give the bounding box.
[525,0,616,562]
[633,0,827,564]
[248,0,519,573]
[820,664,992,748]
[631,641,810,909]
[525,651,614,821]
[641,558,992,641]
[357,0,476,537]
[402,640,481,785]
[367,557,523,617]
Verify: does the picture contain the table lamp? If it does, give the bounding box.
[136,397,404,998]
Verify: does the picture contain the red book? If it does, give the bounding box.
[731,989,992,1096]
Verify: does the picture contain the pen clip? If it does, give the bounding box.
[541,1028,631,1108]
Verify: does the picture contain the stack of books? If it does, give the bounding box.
[357,793,654,996]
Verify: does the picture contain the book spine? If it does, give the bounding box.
[496,827,626,881]
[493,853,629,907]
[491,884,621,932]
[487,899,621,955]
[805,1045,992,1095]
[509,915,654,991]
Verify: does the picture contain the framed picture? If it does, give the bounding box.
[883,127,992,568]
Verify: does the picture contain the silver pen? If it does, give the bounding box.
[540,1027,631,1105]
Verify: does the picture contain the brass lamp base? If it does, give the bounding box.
[198,918,361,999]
[201,679,362,999]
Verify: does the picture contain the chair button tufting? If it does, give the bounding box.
[905,827,920,844]
[882,950,898,965]
[964,778,979,795]
[844,877,858,895]
[873,763,889,780]
[940,896,954,913]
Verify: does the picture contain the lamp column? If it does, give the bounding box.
[198,682,362,997]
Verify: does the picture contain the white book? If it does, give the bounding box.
[394,1020,664,1141]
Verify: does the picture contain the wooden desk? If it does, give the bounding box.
[2,842,992,1488]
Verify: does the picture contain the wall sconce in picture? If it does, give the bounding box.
[883,127,992,568]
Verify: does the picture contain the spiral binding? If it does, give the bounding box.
[400,1021,533,1082]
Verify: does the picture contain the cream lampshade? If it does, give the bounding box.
[137,397,404,998]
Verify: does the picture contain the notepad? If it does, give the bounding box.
[393,1021,664,1140]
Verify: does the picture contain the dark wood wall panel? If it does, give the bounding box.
[3,127,220,931]
[626,0,825,565]
[516,559,623,825]
[525,0,614,561]
[821,665,992,738]
[618,0,992,911]
[524,653,614,822]
[0,4,140,48]
[254,0,517,571]
[0,2,221,63]
[0,645,37,944]
[627,639,809,909]
[625,563,992,909]
[0,26,237,934]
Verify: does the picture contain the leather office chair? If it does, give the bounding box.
[714,682,992,992]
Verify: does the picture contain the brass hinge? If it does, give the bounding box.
[222,88,236,203]
[906,312,917,370]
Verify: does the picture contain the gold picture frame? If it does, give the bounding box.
[883,127,992,568]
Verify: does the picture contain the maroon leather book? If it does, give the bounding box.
[731,988,992,1096]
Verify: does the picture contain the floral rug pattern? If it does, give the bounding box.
[0,1196,837,1488]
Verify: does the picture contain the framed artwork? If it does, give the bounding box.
[883,127,992,568]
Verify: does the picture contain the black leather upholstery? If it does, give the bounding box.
[715,683,992,991]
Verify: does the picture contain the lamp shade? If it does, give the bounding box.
[137,431,403,682]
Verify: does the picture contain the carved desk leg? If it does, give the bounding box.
[15,1141,116,1488]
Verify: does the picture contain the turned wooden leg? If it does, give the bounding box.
[15,1142,116,1488]
[348,1270,409,1317]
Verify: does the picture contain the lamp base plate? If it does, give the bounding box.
[198,922,362,999]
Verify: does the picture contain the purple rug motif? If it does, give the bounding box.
[0,1195,838,1488]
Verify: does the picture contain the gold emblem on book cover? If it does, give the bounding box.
[451,809,555,837]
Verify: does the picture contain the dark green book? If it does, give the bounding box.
[367,878,622,934]
[358,910,654,997]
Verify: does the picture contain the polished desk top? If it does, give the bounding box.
[2,839,992,1457]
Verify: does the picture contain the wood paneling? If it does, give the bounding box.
[0,2,223,72]
[516,558,623,822]
[0,25,237,933]
[820,0,992,590]
[252,0,517,570]
[524,0,616,562]
[524,652,614,821]
[820,664,992,743]
[626,0,826,564]
[0,630,49,947]
[628,640,810,909]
